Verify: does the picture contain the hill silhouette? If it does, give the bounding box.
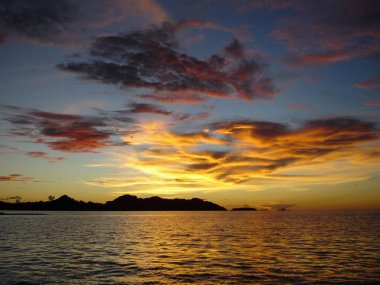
[0,194,226,211]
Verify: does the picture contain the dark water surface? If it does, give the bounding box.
[0,211,379,285]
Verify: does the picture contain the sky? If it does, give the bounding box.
[0,0,379,210]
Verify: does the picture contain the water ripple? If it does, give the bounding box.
[0,211,379,284]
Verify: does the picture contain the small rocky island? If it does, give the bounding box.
[232,207,257,211]
[0,194,226,211]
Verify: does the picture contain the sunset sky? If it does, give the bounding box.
[0,0,379,210]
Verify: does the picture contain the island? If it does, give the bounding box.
[0,194,226,211]
[231,207,257,211]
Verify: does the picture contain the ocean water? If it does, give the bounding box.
[0,211,379,285]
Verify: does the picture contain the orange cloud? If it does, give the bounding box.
[86,117,380,194]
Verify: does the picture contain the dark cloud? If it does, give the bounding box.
[0,0,77,45]
[187,162,219,171]
[0,0,168,47]
[58,21,275,102]
[302,118,378,146]
[224,39,244,57]
[259,203,295,211]
[126,102,209,121]
[138,92,206,105]
[128,103,172,116]
[212,119,290,140]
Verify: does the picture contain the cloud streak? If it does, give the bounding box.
[0,174,35,182]
[126,102,209,121]
[1,105,132,153]
[240,0,380,66]
[0,103,210,154]
[354,74,380,90]
[25,151,65,162]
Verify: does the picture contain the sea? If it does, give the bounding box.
[0,211,379,285]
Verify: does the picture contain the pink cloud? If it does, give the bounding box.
[354,74,380,90]
[0,174,35,182]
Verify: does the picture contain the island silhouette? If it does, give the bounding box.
[231,207,257,211]
[0,194,226,211]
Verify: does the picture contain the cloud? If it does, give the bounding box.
[0,195,22,203]
[0,145,65,162]
[224,39,245,57]
[239,0,380,66]
[138,92,206,105]
[0,0,168,47]
[0,33,7,45]
[363,100,380,107]
[284,51,353,67]
[354,74,380,90]
[126,102,209,121]
[288,103,315,111]
[58,21,275,102]
[1,105,132,153]
[0,103,208,154]
[87,116,379,191]
[259,203,295,211]
[25,151,65,162]
[0,174,35,182]
[128,103,172,116]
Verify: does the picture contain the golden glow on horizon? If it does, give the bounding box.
[83,119,380,197]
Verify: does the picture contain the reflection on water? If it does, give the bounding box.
[0,211,379,284]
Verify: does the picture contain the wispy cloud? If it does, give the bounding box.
[354,74,380,90]
[126,102,209,121]
[25,151,65,162]
[0,174,36,182]
[239,0,380,66]
[288,103,316,111]
[363,100,380,107]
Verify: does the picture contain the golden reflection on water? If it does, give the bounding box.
[0,211,379,284]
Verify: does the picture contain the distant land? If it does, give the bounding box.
[231,207,257,211]
[0,194,226,211]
